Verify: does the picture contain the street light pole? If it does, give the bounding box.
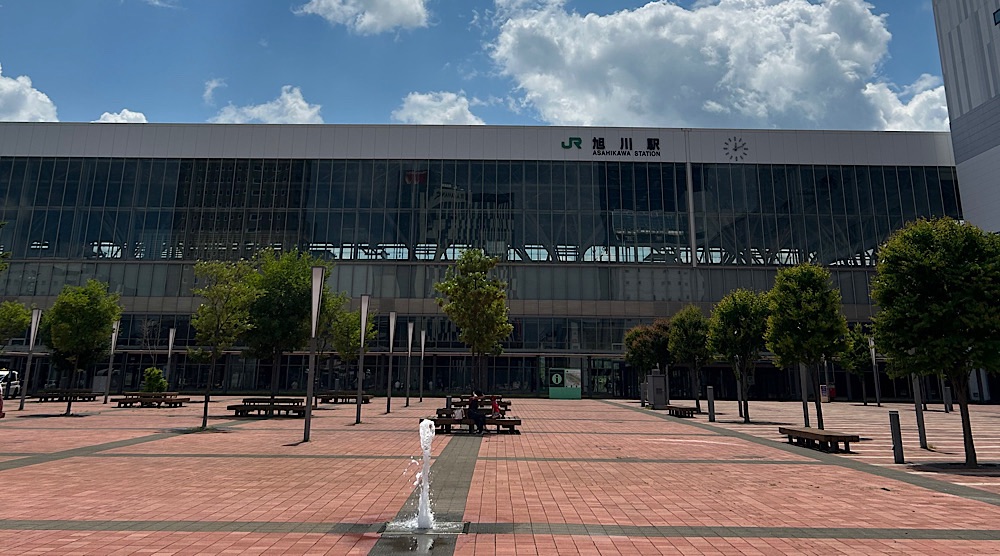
[869,336,881,407]
[357,294,370,425]
[386,311,396,414]
[103,320,121,404]
[405,322,413,407]
[304,266,324,442]
[166,327,176,391]
[18,308,42,411]
[419,329,426,402]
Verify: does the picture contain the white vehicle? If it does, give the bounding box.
[0,369,20,399]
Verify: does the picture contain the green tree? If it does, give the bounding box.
[840,325,873,406]
[872,218,1000,467]
[766,263,848,430]
[40,280,123,415]
[191,259,259,429]
[623,324,656,381]
[141,368,168,393]
[244,249,325,404]
[708,289,769,423]
[669,305,710,413]
[434,249,513,389]
[0,300,31,351]
[327,302,377,390]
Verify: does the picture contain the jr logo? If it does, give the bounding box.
[561,137,582,149]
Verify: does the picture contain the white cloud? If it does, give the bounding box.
[203,78,226,105]
[490,0,948,131]
[0,63,58,122]
[392,91,486,125]
[863,75,949,131]
[210,85,323,124]
[92,109,148,123]
[143,0,179,7]
[295,0,429,35]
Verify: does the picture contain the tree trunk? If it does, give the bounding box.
[691,366,702,413]
[813,363,825,430]
[954,374,978,468]
[268,352,279,417]
[741,371,750,424]
[861,373,868,406]
[799,363,810,427]
[735,369,743,418]
[202,359,215,430]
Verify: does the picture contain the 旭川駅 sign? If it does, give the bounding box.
[562,136,661,157]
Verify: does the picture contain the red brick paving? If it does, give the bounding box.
[1,395,999,554]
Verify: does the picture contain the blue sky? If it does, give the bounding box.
[0,0,948,130]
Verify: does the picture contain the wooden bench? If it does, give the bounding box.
[228,397,306,418]
[423,416,521,434]
[35,390,98,403]
[112,392,189,408]
[437,407,506,418]
[318,392,372,404]
[665,405,696,418]
[452,399,511,410]
[778,426,860,453]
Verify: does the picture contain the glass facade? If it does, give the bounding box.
[0,155,962,397]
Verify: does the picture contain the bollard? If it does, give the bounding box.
[445,396,452,409]
[913,375,928,449]
[944,386,953,413]
[641,380,647,408]
[707,386,716,422]
[889,411,904,464]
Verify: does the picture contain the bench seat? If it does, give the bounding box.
[778,426,860,453]
[228,403,306,418]
[664,405,696,418]
[423,416,521,434]
[319,393,372,404]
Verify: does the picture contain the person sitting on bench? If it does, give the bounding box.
[468,389,488,434]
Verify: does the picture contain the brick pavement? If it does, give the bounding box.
[1,395,999,554]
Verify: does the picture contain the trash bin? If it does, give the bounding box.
[828,385,836,401]
[820,384,830,403]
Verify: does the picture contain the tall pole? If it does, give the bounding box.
[166,327,176,391]
[419,329,426,402]
[102,320,121,404]
[18,308,42,411]
[386,311,396,414]
[304,266,324,442]
[405,322,413,407]
[357,294,370,425]
[869,337,882,407]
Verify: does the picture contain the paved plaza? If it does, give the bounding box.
[2,395,1000,555]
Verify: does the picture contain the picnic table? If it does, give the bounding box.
[427,407,521,434]
[317,391,372,404]
[111,392,190,408]
[35,389,98,403]
[227,397,306,417]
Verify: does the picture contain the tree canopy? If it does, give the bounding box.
[872,218,1000,467]
[434,249,513,388]
[0,300,31,351]
[328,302,377,366]
[41,280,123,372]
[708,289,769,422]
[623,324,656,380]
[766,263,847,369]
[244,249,323,363]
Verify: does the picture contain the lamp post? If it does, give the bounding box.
[304,266,324,442]
[102,320,121,404]
[357,294,370,425]
[869,336,881,407]
[419,329,426,402]
[18,308,42,411]
[386,311,396,414]
[166,327,176,391]
[405,322,413,407]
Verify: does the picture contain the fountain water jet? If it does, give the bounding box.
[416,418,435,529]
